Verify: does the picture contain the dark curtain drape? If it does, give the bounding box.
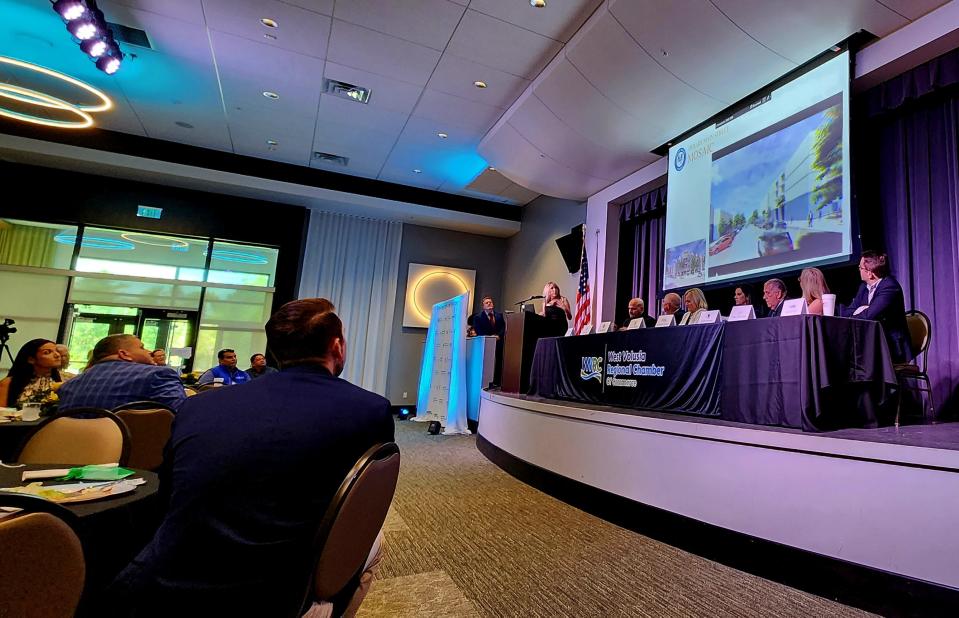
[865,48,959,419]
[617,185,667,322]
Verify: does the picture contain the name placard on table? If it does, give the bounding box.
[728,305,756,321]
[655,314,676,327]
[627,318,646,329]
[695,309,721,324]
[781,298,808,316]
[597,321,613,333]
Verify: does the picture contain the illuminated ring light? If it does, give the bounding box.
[53,232,135,250]
[204,249,269,264]
[0,56,113,128]
[120,232,190,249]
[411,271,470,322]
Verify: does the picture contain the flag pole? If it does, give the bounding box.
[592,226,600,328]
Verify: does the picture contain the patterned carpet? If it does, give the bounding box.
[358,420,872,618]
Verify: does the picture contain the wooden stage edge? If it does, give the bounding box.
[476,390,959,618]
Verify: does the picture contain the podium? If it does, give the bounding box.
[502,311,560,393]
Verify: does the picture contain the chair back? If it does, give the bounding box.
[184,387,198,397]
[310,442,400,603]
[195,383,220,392]
[16,408,131,466]
[904,310,932,369]
[0,493,85,618]
[114,403,175,471]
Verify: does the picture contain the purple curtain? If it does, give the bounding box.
[869,52,959,419]
[620,185,667,315]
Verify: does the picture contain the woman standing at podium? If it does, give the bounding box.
[541,281,572,335]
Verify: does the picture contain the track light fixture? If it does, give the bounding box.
[51,0,124,74]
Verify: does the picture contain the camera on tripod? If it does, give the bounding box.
[0,318,16,342]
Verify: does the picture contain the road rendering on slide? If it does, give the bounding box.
[710,217,844,268]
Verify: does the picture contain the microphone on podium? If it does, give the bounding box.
[514,295,545,305]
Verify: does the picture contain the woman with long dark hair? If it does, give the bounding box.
[0,338,61,408]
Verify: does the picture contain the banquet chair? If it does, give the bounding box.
[299,442,401,618]
[894,310,935,427]
[0,493,85,618]
[15,408,131,466]
[195,383,220,392]
[113,401,176,471]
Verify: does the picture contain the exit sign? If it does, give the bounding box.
[137,205,163,219]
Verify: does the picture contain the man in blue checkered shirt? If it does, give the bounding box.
[58,334,187,412]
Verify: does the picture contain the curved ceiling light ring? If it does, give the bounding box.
[0,84,93,128]
[0,56,112,112]
[411,271,470,321]
[119,232,191,248]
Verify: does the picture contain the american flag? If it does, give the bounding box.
[574,229,591,334]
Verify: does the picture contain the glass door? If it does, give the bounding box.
[65,305,138,373]
[138,309,197,373]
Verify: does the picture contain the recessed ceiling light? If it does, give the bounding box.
[266,139,278,146]
[262,91,279,99]
[175,121,194,129]
[260,18,278,28]
[473,80,487,89]
[530,0,546,7]
[437,132,448,139]
[413,169,422,174]
[488,166,496,171]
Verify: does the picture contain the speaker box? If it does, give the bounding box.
[555,224,584,274]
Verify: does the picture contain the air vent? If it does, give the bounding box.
[106,22,153,49]
[323,78,371,104]
[313,151,349,166]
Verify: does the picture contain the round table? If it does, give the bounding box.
[0,418,42,462]
[0,463,161,616]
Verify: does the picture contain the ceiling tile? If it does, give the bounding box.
[104,0,206,25]
[230,122,313,165]
[203,0,330,59]
[315,93,409,140]
[427,53,530,108]
[333,0,466,51]
[324,62,424,115]
[465,167,512,195]
[212,31,323,124]
[498,182,540,205]
[446,9,563,80]
[876,0,950,21]
[277,0,334,16]
[328,20,442,86]
[609,0,796,102]
[467,0,602,42]
[412,89,504,133]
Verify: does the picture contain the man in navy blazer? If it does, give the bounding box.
[111,298,394,617]
[841,250,911,362]
[473,295,505,338]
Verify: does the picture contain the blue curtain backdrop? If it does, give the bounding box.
[865,47,959,419]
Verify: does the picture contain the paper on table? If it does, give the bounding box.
[22,469,71,481]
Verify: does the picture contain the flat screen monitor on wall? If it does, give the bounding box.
[663,50,852,291]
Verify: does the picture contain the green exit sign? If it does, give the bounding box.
[137,205,163,219]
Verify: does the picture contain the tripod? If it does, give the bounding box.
[0,333,15,367]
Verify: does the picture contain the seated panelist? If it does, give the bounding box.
[840,250,910,362]
[620,298,656,329]
[678,288,707,325]
[799,268,830,315]
[660,292,685,324]
[763,279,787,317]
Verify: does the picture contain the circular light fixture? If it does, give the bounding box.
[488,166,496,171]
[411,271,470,321]
[437,132,448,139]
[0,56,112,112]
[54,232,135,250]
[266,139,278,145]
[205,249,269,264]
[120,232,191,249]
[262,91,279,100]
[412,169,422,174]
[260,18,278,28]
[0,83,93,128]
[530,0,546,6]
[473,80,487,88]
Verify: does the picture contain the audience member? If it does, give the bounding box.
[57,334,186,412]
[466,314,477,338]
[151,349,167,366]
[763,279,788,317]
[110,298,394,616]
[799,268,830,315]
[473,295,505,338]
[246,353,278,379]
[197,349,251,386]
[733,285,753,307]
[0,339,61,408]
[621,298,655,329]
[541,281,572,335]
[55,343,76,380]
[841,250,910,362]
[660,292,685,324]
[679,288,708,325]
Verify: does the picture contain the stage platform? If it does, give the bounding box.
[477,390,959,615]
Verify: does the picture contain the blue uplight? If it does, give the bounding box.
[54,232,134,250]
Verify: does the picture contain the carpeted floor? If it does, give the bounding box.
[358,420,873,618]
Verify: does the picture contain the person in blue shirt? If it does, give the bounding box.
[197,349,251,386]
[58,334,186,411]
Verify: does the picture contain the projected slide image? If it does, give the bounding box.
[664,239,706,290]
[707,100,844,277]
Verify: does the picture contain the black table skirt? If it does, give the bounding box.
[528,316,899,431]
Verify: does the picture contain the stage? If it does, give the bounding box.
[477,389,959,613]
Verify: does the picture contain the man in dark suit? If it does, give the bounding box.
[763,278,787,317]
[473,295,505,338]
[841,250,911,362]
[111,298,394,617]
[620,297,656,329]
[660,292,685,325]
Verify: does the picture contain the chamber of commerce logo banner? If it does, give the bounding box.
[580,356,603,382]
